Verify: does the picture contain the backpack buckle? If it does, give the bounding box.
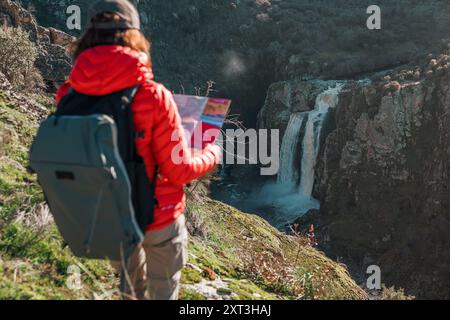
[110,167,118,180]
[121,96,130,109]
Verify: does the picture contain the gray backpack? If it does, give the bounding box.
[29,86,157,261]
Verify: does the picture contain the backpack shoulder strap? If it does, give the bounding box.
[119,85,141,163]
[121,85,140,105]
[120,85,159,180]
[56,87,75,110]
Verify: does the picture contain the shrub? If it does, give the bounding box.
[0,26,44,91]
[381,285,415,300]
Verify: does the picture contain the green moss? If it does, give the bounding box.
[185,199,367,300]
[227,279,279,300]
[179,288,207,300]
[181,267,203,285]
[0,279,42,300]
[0,97,43,221]
[188,240,237,278]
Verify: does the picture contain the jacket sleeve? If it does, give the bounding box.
[150,84,222,186]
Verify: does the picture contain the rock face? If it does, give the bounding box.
[258,80,336,137]
[314,58,450,299]
[256,53,450,298]
[0,0,72,90]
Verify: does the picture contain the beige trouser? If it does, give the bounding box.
[112,215,188,300]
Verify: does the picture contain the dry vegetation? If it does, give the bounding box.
[0,26,44,91]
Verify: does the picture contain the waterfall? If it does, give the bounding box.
[274,84,343,218]
[277,113,306,185]
[243,84,344,229]
[298,85,342,198]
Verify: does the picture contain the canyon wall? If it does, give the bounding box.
[314,58,450,299]
[258,55,450,298]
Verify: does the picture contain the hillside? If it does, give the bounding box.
[0,76,366,300]
[313,56,450,299]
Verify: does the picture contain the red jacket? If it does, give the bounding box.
[56,45,222,232]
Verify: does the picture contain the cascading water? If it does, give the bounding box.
[242,83,344,229]
[298,85,343,198]
[277,113,306,185]
[271,84,343,223]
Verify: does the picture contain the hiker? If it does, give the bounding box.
[55,0,222,300]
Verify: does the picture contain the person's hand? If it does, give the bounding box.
[204,143,223,162]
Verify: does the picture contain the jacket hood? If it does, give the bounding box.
[70,45,153,96]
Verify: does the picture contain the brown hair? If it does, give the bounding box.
[70,13,151,67]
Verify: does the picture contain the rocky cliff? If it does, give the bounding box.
[257,80,334,136]
[256,52,450,299]
[0,0,72,90]
[312,57,450,299]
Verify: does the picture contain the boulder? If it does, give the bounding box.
[47,27,75,47]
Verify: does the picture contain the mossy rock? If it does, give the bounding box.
[185,199,368,300]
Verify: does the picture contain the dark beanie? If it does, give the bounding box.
[88,0,140,30]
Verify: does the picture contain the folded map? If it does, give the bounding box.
[173,94,231,149]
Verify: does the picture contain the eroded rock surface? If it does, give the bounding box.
[314,58,450,299]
